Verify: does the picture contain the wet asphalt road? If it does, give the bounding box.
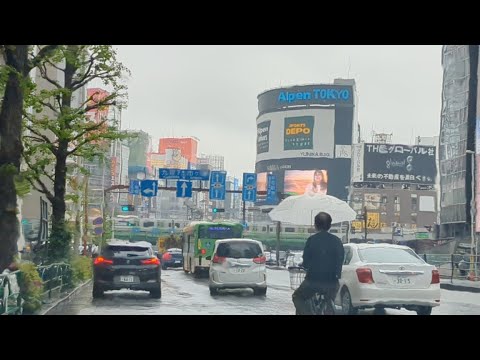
[48,268,480,315]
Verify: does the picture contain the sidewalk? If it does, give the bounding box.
[39,279,92,315]
[440,278,480,293]
[437,263,480,293]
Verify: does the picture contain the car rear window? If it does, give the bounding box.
[216,242,263,259]
[103,246,152,257]
[358,247,425,264]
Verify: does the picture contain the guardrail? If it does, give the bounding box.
[422,254,480,283]
[37,263,72,302]
[0,270,23,315]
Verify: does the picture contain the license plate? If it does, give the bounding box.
[232,268,246,273]
[175,260,180,264]
[120,275,134,283]
[395,276,411,285]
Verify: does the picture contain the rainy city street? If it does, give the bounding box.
[48,268,480,315]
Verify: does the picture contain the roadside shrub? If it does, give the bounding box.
[70,256,93,284]
[17,262,43,314]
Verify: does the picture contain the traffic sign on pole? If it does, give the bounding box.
[140,180,158,197]
[209,171,226,200]
[176,180,192,198]
[266,174,277,203]
[242,173,257,202]
[129,180,141,195]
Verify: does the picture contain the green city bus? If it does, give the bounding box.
[182,221,243,276]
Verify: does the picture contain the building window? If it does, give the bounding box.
[411,194,418,211]
[411,213,417,224]
[381,195,388,212]
[394,196,400,212]
[285,227,295,233]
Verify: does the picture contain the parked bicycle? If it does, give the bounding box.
[288,266,336,315]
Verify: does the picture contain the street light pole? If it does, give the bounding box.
[466,150,477,279]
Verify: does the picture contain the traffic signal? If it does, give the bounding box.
[213,208,225,213]
[121,205,135,212]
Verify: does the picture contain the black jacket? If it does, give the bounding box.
[302,231,344,282]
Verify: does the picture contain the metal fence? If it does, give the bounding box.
[37,263,72,302]
[422,254,480,283]
[1,262,73,315]
[0,270,23,315]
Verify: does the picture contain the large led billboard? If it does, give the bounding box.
[284,169,328,196]
[255,83,356,204]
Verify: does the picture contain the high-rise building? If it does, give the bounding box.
[255,79,359,206]
[198,153,225,171]
[438,45,479,242]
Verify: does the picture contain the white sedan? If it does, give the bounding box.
[335,243,441,315]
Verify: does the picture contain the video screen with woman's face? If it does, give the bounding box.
[284,169,328,196]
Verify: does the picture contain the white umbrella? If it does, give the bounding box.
[268,193,356,226]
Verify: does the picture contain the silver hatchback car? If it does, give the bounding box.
[209,238,267,296]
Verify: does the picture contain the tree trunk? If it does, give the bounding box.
[0,46,28,272]
[47,49,77,261]
[49,146,70,261]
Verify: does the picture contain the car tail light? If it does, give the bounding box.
[212,255,226,264]
[356,268,374,284]
[201,249,206,255]
[94,257,113,266]
[162,253,172,261]
[253,255,266,264]
[141,258,160,265]
[431,269,440,284]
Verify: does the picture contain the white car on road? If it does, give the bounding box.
[335,243,441,315]
[209,238,267,296]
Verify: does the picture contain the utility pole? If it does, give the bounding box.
[466,150,477,279]
[242,200,246,225]
[82,175,89,256]
[364,206,368,241]
[276,221,281,267]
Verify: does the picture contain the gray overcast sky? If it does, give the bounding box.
[114,45,443,178]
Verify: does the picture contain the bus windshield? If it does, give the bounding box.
[198,225,242,239]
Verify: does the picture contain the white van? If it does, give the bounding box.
[209,238,267,296]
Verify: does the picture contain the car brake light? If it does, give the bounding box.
[431,269,440,284]
[162,253,172,261]
[201,249,206,255]
[253,255,266,264]
[94,257,113,266]
[141,258,160,265]
[212,255,226,264]
[356,268,374,284]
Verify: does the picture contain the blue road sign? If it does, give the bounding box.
[129,180,141,195]
[159,168,181,179]
[267,174,277,203]
[209,171,226,200]
[140,180,158,197]
[242,173,257,202]
[159,168,210,181]
[94,227,103,235]
[92,217,103,226]
[176,180,192,198]
[190,169,210,181]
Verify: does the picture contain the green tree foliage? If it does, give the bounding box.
[0,45,58,272]
[21,45,130,263]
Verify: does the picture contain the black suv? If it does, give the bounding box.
[93,241,161,298]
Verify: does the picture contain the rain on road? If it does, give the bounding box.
[48,268,480,315]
